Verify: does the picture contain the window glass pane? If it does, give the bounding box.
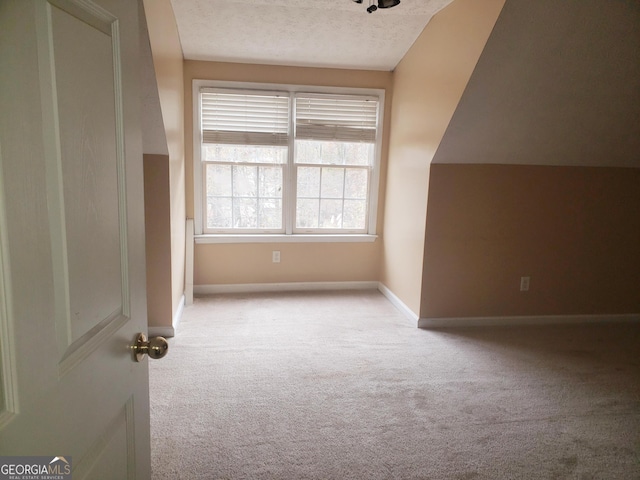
[259,199,282,229]
[319,199,343,228]
[295,140,373,166]
[320,167,344,199]
[297,167,320,198]
[206,163,284,231]
[203,144,287,164]
[233,198,258,228]
[233,165,257,197]
[294,166,368,231]
[259,166,282,198]
[296,198,319,228]
[343,199,367,229]
[344,168,368,199]
[207,197,231,229]
[206,164,232,196]
[295,140,321,164]
[343,142,373,166]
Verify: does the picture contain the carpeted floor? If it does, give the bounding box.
[150,290,640,479]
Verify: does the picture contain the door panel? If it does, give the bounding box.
[42,0,130,371]
[73,397,135,480]
[0,0,150,477]
[52,2,123,348]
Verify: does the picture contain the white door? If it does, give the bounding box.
[0,0,152,477]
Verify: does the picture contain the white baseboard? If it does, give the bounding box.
[377,282,419,324]
[375,283,640,329]
[418,313,640,329]
[148,294,185,338]
[172,294,185,332]
[194,281,378,295]
[190,281,640,330]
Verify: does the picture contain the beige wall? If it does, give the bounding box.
[380,0,506,315]
[420,0,640,320]
[142,0,185,324]
[143,155,172,327]
[184,61,393,286]
[421,165,640,317]
[194,242,380,285]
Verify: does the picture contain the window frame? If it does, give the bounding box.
[193,79,385,241]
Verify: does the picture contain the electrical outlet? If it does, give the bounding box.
[520,276,530,292]
[272,251,281,263]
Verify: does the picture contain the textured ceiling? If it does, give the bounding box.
[433,0,640,167]
[169,0,454,71]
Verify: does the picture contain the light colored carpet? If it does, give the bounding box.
[150,290,640,479]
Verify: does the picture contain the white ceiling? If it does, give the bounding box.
[169,0,454,71]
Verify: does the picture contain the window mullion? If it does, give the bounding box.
[201,161,207,233]
[285,97,295,235]
[256,166,261,230]
[317,166,323,229]
[341,166,346,229]
[230,165,235,228]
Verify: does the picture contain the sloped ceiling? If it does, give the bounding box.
[433,0,640,167]
[139,3,169,156]
[169,0,454,71]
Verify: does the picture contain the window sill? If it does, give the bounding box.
[195,234,378,244]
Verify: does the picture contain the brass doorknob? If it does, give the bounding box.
[131,333,169,362]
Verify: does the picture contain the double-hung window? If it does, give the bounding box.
[194,81,383,239]
[200,89,289,232]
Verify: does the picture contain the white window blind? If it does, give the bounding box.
[295,94,378,143]
[201,88,290,146]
